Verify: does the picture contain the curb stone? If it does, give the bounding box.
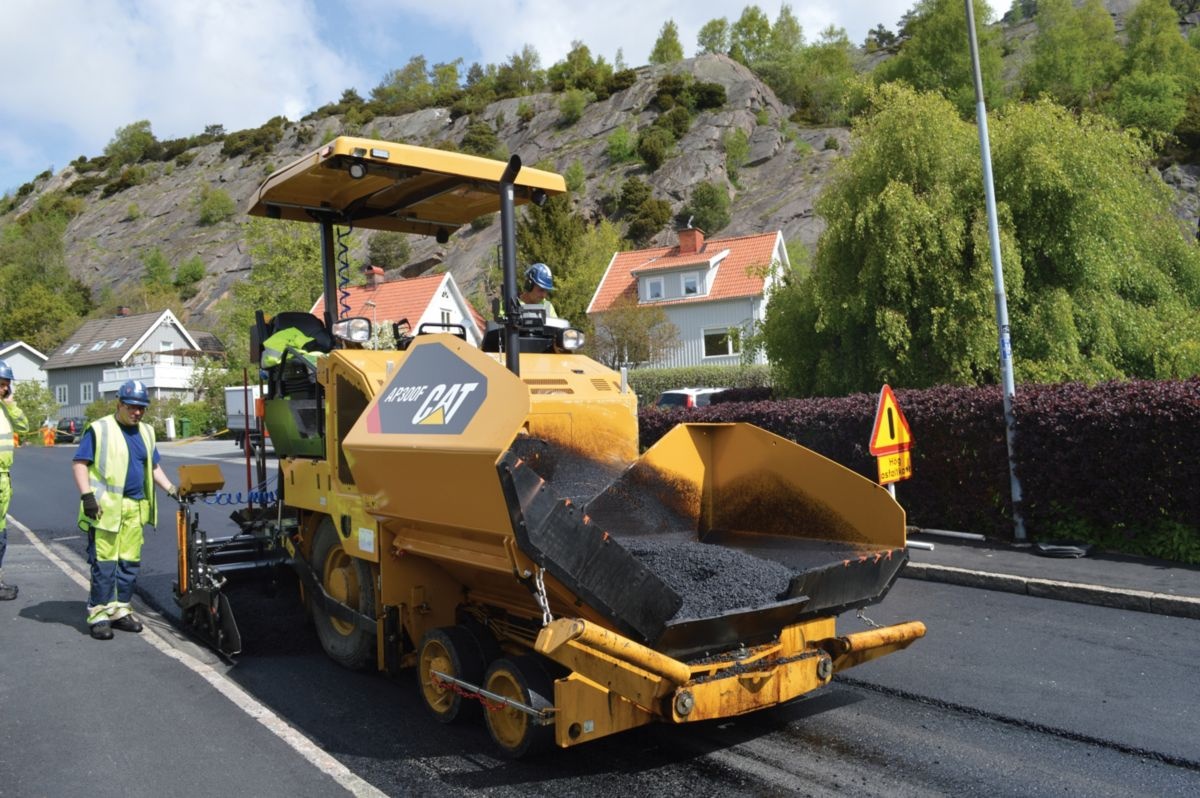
[901,562,1200,620]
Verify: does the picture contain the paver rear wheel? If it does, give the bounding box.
[418,626,490,723]
[482,655,556,759]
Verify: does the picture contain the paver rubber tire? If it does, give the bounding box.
[418,625,491,723]
[482,655,556,759]
[310,517,376,670]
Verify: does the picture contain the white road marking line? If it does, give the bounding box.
[10,515,387,798]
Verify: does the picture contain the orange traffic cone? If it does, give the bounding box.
[42,426,55,446]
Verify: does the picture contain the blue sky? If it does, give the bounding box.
[0,0,925,196]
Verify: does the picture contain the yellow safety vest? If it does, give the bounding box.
[0,402,29,471]
[77,416,157,532]
[261,328,315,369]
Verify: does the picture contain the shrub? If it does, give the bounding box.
[656,106,692,139]
[125,203,141,221]
[175,151,196,168]
[196,184,236,225]
[823,135,840,150]
[637,126,674,170]
[558,89,590,126]
[606,69,638,94]
[460,120,499,158]
[607,125,637,163]
[564,160,586,193]
[101,165,147,197]
[517,101,535,123]
[723,129,750,182]
[625,197,673,243]
[618,177,652,214]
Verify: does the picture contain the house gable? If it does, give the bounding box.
[310,271,484,345]
[43,309,200,371]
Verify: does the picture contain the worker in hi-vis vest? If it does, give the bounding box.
[72,380,177,640]
[0,359,29,601]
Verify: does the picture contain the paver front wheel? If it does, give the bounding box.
[482,655,556,758]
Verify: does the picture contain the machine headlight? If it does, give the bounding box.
[559,328,585,351]
[332,316,372,343]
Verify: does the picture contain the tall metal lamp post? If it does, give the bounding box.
[965,0,1027,543]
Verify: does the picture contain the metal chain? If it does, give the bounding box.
[533,566,553,627]
[856,607,882,629]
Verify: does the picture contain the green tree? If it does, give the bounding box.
[697,18,730,55]
[104,120,156,170]
[681,182,731,233]
[764,85,1200,396]
[730,5,772,67]
[371,56,434,113]
[649,20,685,64]
[218,218,331,369]
[495,45,545,96]
[591,295,680,368]
[367,231,411,270]
[1125,0,1199,77]
[14,381,58,433]
[142,247,172,287]
[1108,70,1188,134]
[873,0,1004,117]
[1021,0,1121,109]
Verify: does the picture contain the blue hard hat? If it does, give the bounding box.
[525,262,555,291]
[117,379,150,407]
[0,360,12,381]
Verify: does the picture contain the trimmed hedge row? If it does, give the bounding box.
[638,379,1200,562]
[626,364,771,405]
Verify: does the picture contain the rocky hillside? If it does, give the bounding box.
[8,54,842,332]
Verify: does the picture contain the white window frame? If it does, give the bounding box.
[160,340,174,351]
[90,340,106,351]
[702,327,740,358]
[646,277,664,301]
[681,271,700,296]
[64,344,80,355]
[110,337,127,349]
[440,309,452,325]
[81,382,94,403]
[55,385,68,404]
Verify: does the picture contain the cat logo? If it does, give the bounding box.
[367,343,487,435]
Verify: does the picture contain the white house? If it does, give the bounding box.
[311,270,485,347]
[587,226,788,367]
[0,341,49,386]
[43,309,210,417]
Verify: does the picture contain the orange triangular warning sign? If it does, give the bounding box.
[417,406,446,425]
[869,384,913,456]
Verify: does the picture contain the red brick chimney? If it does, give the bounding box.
[677,225,705,255]
[364,265,384,288]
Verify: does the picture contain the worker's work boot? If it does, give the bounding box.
[111,615,143,633]
[0,581,17,600]
[90,620,114,640]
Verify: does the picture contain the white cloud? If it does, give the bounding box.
[0,0,362,187]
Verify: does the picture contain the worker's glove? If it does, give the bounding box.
[166,485,180,501]
[81,492,100,521]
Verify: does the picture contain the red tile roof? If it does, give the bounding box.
[311,273,485,335]
[588,231,783,314]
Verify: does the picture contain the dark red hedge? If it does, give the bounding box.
[638,379,1200,541]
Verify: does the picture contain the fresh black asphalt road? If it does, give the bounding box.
[3,443,1198,796]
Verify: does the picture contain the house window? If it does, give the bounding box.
[441,309,452,325]
[90,340,107,351]
[160,340,174,351]
[64,344,80,355]
[703,327,741,358]
[682,272,700,296]
[55,385,67,404]
[81,382,94,403]
[646,277,664,300]
[110,338,126,349]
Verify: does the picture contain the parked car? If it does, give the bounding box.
[55,417,86,444]
[654,387,728,409]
